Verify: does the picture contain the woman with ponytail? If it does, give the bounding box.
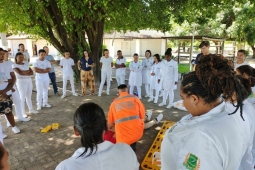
[56,103,139,170]
[161,54,252,170]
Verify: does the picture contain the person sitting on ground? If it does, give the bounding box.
[108,84,145,151]
[56,102,139,170]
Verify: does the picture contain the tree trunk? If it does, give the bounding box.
[251,45,255,59]
[86,19,105,86]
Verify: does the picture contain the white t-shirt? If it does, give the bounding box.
[22,51,30,63]
[55,141,139,170]
[234,61,249,70]
[100,56,113,71]
[0,62,13,95]
[12,63,31,79]
[115,58,126,76]
[60,58,74,75]
[33,59,51,80]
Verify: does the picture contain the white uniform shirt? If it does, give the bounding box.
[22,51,30,63]
[142,57,154,84]
[129,61,143,86]
[60,58,74,75]
[161,102,249,170]
[160,59,178,91]
[12,63,31,79]
[115,57,126,76]
[150,62,161,90]
[247,87,255,108]
[0,61,13,95]
[55,141,139,170]
[33,59,51,80]
[100,56,113,72]
[234,61,249,70]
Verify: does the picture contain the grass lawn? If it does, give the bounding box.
[178,64,190,73]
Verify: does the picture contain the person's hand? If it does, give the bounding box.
[158,79,160,83]
[0,91,8,99]
[151,73,155,76]
[11,88,15,92]
[175,81,178,85]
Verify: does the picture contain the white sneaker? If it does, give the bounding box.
[147,98,153,102]
[73,93,78,96]
[98,93,101,97]
[37,106,41,110]
[29,110,38,114]
[43,103,51,108]
[23,114,28,118]
[2,134,7,139]
[154,100,158,104]
[12,126,20,134]
[155,114,163,124]
[61,95,66,98]
[146,110,153,121]
[166,104,173,109]
[17,117,30,122]
[158,102,166,106]
[139,97,142,100]
[106,92,110,95]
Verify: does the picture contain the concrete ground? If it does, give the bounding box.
[3,56,255,170]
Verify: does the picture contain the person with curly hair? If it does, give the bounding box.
[161,54,252,170]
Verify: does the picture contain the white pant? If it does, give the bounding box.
[116,75,125,86]
[144,84,150,95]
[150,89,160,103]
[63,74,75,95]
[16,79,34,115]
[129,86,141,98]
[36,79,49,106]
[163,90,174,105]
[99,70,111,94]
[11,86,24,119]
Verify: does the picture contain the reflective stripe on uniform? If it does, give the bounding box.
[115,115,140,124]
[114,95,138,101]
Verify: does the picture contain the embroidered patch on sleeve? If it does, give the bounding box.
[183,153,200,170]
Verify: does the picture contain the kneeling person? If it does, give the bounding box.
[108,84,145,151]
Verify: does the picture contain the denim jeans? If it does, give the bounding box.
[48,72,58,94]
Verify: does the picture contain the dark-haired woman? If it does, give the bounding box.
[56,102,139,170]
[142,50,154,98]
[148,54,161,104]
[13,53,38,116]
[236,65,255,107]
[161,54,251,170]
[78,50,95,95]
[158,48,178,109]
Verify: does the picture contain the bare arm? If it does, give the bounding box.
[111,62,113,68]
[50,60,56,64]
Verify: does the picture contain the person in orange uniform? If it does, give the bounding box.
[108,84,145,151]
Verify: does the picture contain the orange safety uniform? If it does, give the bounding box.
[108,92,145,145]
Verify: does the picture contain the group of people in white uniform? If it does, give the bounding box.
[98,48,178,109]
[1,41,255,170]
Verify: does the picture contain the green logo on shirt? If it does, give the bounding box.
[183,153,200,170]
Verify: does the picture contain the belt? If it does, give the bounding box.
[115,115,140,124]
